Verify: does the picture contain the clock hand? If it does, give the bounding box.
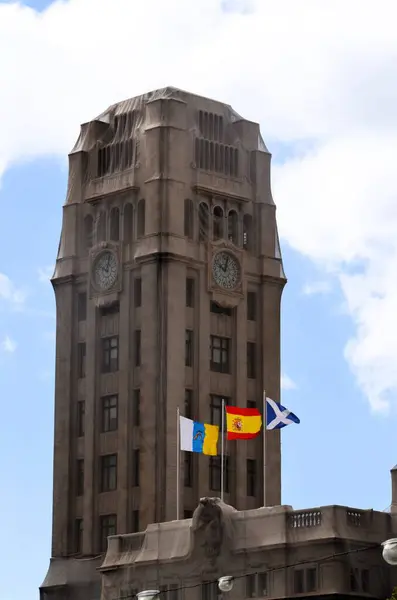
[224,257,229,272]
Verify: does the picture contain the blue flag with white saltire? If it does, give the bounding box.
[265,397,300,430]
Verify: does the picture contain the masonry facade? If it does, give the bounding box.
[41,88,286,598]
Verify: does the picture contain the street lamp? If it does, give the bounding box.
[137,591,160,600]
[218,577,234,593]
[382,539,397,566]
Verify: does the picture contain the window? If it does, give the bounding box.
[131,510,139,532]
[199,202,209,242]
[247,342,256,379]
[134,278,142,307]
[247,400,256,410]
[184,198,194,239]
[75,518,83,554]
[123,203,133,243]
[102,336,119,373]
[84,215,94,251]
[185,330,193,367]
[210,335,230,373]
[137,199,145,237]
[133,389,140,426]
[160,585,179,600]
[100,454,117,492]
[77,342,86,379]
[350,568,358,592]
[133,449,140,486]
[350,568,369,593]
[77,401,85,437]
[202,581,219,600]
[99,514,117,552]
[101,395,118,432]
[209,456,229,493]
[210,301,232,316]
[294,570,304,594]
[213,206,224,240]
[243,214,253,251]
[210,395,230,426]
[184,509,193,519]
[134,330,141,367]
[246,574,256,598]
[247,459,256,497]
[186,277,195,307]
[185,389,193,419]
[228,210,238,245]
[100,302,119,316]
[76,459,84,496]
[110,207,120,241]
[258,573,268,596]
[247,292,257,321]
[77,292,87,321]
[361,569,369,593]
[184,453,193,487]
[306,568,317,593]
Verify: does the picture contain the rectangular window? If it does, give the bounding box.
[99,514,117,552]
[133,389,140,426]
[102,336,119,373]
[185,330,194,367]
[186,277,195,307]
[134,330,141,367]
[133,449,140,486]
[100,302,119,316]
[134,278,142,307]
[76,459,84,496]
[168,585,179,600]
[247,400,256,410]
[246,574,256,598]
[210,335,230,373]
[184,453,193,487]
[294,570,304,594]
[209,456,229,493]
[77,342,86,379]
[247,342,256,379]
[306,568,317,593]
[184,509,193,519]
[210,395,230,427]
[247,291,257,321]
[185,389,193,419]
[361,569,370,593]
[101,395,118,432]
[77,292,87,321]
[258,573,268,596]
[75,518,83,554]
[350,568,358,592]
[246,459,256,497]
[131,510,139,532]
[100,454,117,492]
[202,582,219,600]
[210,301,232,316]
[77,401,85,437]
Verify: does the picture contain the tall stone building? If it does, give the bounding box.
[41,88,286,598]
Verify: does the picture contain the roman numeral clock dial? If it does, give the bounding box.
[92,250,119,292]
[212,251,241,291]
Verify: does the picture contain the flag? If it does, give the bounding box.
[179,416,219,456]
[225,406,262,440]
[265,397,300,430]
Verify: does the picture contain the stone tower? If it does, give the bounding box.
[41,87,286,599]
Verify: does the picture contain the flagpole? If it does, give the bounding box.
[176,406,180,520]
[263,390,267,507]
[221,398,225,502]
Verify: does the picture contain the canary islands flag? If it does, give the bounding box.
[179,416,219,456]
[225,406,262,440]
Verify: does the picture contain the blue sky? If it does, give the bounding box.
[1,1,397,599]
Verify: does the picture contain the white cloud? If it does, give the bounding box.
[1,335,17,353]
[302,281,332,296]
[281,374,297,391]
[0,273,25,307]
[1,0,397,411]
[38,266,54,283]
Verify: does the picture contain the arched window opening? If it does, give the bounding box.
[123,203,133,243]
[96,211,107,243]
[199,203,209,242]
[243,214,253,251]
[228,210,238,245]
[224,146,230,176]
[137,199,145,238]
[184,199,194,239]
[213,206,224,240]
[84,215,94,251]
[204,140,210,171]
[110,207,120,241]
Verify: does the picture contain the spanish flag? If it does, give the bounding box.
[225,406,262,440]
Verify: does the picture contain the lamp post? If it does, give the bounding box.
[382,539,397,566]
[218,577,234,593]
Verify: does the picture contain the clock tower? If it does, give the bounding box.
[41,87,286,600]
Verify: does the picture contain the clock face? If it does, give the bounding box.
[93,251,118,291]
[212,251,241,290]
